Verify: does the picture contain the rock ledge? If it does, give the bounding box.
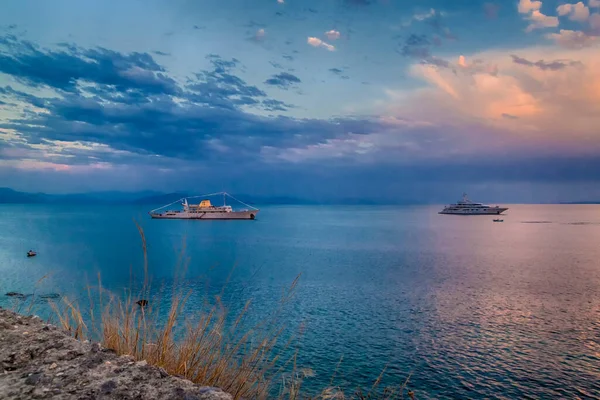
[0,308,232,400]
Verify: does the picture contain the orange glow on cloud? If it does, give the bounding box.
[397,45,600,145]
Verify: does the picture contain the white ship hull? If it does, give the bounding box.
[150,210,258,220]
[439,193,508,215]
[439,207,508,215]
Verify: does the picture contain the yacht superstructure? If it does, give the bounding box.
[439,193,508,215]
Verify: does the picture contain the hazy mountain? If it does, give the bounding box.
[0,188,415,205]
[0,188,316,205]
[131,193,190,205]
[0,188,48,203]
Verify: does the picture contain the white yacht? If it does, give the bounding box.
[439,193,508,215]
[149,192,259,220]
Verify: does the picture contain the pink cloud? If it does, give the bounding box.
[324,30,341,40]
[518,0,542,14]
[398,47,600,148]
[307,37,335,51]
[525,10,559,31]
[557,2,590,21]
[547,29,598,48]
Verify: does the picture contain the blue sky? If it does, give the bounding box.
[1,0,600,202]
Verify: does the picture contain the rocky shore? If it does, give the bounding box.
[0,308,233,400]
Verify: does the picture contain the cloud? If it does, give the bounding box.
[3,30,600,198]
[546,29,599,48]
[277,0,284,3]
[398,34,453,68]
[517,0,559,32]
[0,34,179,95]
[510,54,581,70]
[590,0,600,7]
[456,55,499,75]
[250,28,266,42]
[328,67,350,79]
[264,72,302,89]
[518,0,542,14]
[324,30,341,40]
[307,37,335,51]
[557,2,590,21]
[525,10,560,31]
[391,45,600,157]
[399,34,430,59]
[0,36,329,173]
[590,13,600,32]
[412,8,437,22]
[261,99,294,111]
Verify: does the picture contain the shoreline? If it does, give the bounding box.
[0,308,232,400]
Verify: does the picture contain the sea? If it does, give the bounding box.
[1,203,600,399]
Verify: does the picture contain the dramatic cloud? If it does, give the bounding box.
[0,36,330,172]
[0,35,179,95]
[557,2,590,21]
[307,37,335,51]
[324,30,341,40]
[391,46,600,155]
[264,72,302,89]
[3,1,600,198]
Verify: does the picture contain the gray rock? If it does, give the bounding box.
[0,308,233,400]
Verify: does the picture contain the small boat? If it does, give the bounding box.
[27,250,37,257]
[493,219,504,222]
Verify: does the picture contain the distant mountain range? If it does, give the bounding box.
[0,188,343,205]
[0,187,422,206]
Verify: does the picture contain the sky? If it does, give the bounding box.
[1,0,600,202]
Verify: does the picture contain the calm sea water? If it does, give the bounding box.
[1,204,600,398]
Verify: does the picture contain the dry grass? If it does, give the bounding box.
[44,220,415,400]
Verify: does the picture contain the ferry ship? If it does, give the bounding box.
[439,193,508,215]
[149,192,259,220]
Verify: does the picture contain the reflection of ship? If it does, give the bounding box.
[439,193,508,215]
[149,192,259,220]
